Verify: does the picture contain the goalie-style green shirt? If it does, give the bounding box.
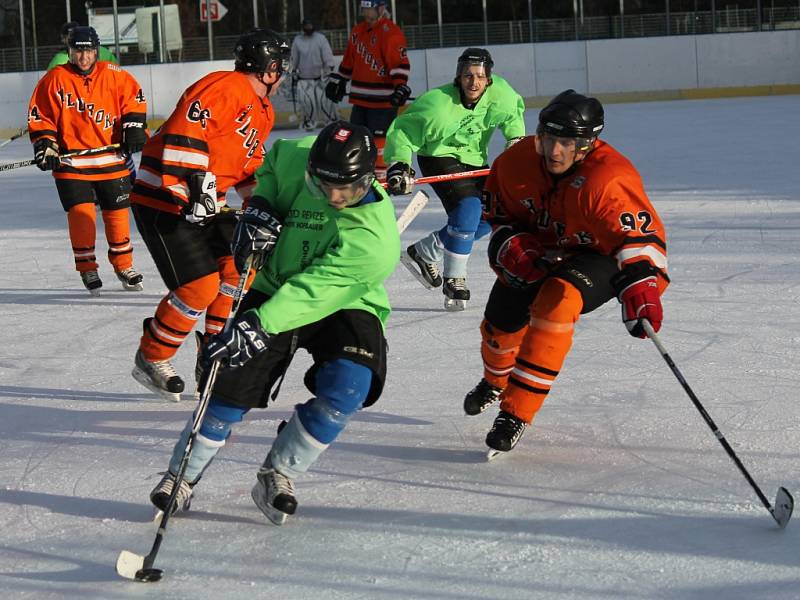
[384,74,525,167]
[249,136,400,334]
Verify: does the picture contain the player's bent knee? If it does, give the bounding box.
[297,359,372,445]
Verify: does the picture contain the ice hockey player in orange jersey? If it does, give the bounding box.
[463,90,669,457]
[324,0,410,180]
[130,28,289,402]
[27,26,147,295]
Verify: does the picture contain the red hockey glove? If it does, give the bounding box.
[612,262,663,338]
[488,228,547,289]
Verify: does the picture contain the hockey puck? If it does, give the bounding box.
[135,567,163,582]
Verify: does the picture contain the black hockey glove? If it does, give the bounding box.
[389,84,412,107]
[33,138,60,171]
[325,76,347,103]
[231,195,283,274]
[183,171,219,226]
[202,311,271,370]
[121,115,147,154]
[386,162,415,196]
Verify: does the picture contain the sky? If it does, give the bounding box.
[0,95,798,599]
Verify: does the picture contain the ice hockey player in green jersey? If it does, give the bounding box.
[149,121,401,526]
[384,47,525,310]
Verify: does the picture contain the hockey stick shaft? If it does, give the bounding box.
[378,168,489,191]
[642,320,792,527]
[132,256,254,577]
[0,143,122,172]
[0,126,29,150]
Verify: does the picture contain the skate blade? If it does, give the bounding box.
[251,486,289,526]
[399,254,435,290]
[131,367,182,402]
[444,298,467,311]
[86,288,101,297]
[486,448,505,461]
[152,508,164,523]
[773,487,794,529]
[115,550,145,580]
[121,282,144,292]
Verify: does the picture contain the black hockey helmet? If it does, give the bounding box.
[537,89,604,139]
[68,26,100,51]
[456,47,494,79]
[308,121,376,185]
[234,28,290,74]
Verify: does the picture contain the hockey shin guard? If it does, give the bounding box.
[297,359,371,444]
[67,203,98,272]
[500,278,583,423]
[140,273,220,362]
[168,398,248,483]
[439,196,482,278]
[203,256,244,336]
[270,360,371,478]
[102,208,133,272]
[413,230,444,265]
[480,319,528,390]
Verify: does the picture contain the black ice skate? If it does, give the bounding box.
[485,410,527,460]
[80,270,102,296]
[132,348,185,402]
[150,471,194,516]
[251,457,298,526]
[400,244,442,289]
[443,277,470,311]
[464,378,502,416]
[115,268,144,291]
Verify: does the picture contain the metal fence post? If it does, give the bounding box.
[19,0,26,71]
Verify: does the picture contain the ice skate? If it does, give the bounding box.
[115,268,144,291]
[400,244,442,289]
[149,471,194,515]
[251,457,297,526]
[80,270,102,296]
[132,349,185,402]
[485,410,527,459]
[464,378,502,416]
[443,277,470,311]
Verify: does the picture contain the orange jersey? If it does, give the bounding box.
[484,136,668,288]
[132,70,273,215]
[338,17,410,109]
[27,61,146,181]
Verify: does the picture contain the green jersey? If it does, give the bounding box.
[249,136,401,335]
[384,74,525,167]
[47,47,118,70]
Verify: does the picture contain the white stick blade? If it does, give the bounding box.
[772,487,794,529]
[396,190,428,234]
[116,550,145,580]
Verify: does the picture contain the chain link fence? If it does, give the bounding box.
[1,8,798,73]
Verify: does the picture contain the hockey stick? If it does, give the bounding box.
[0,143,122,173]
[116,256,255,583]
[218,187,429,229]
[0,126,28,150]
[642,320,794,528]
[396,189,428,233]
[413,168,489,186]
[378,169,490,194]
